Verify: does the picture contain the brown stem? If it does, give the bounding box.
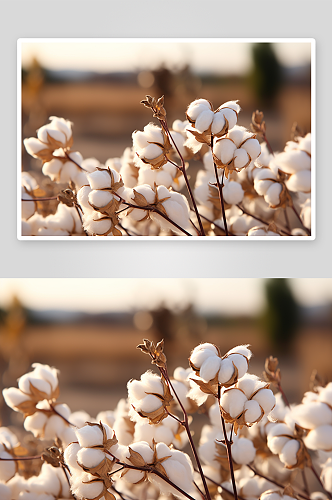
[310,464,332,500]
[217,385,238,500]
[236,204,291,236]
[63,150,87,172]
[277,382,290,408]
[160,366,211,500]
[22,196,58,202]
[211,137,228,235]
[302,469,310,497]
[263,134,274,156]
[160,119,205,236]
[49,403,76,427]
[190,209,236,236]
[0,454,42,461]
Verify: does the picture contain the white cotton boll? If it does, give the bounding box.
[44,414,67,440]
[24,137,47,157]
[248,227,280,236]
[22,220,32,236]
[87,170,113,190]
[321,458,332,493]
[190,343,219,368]
[128,379,149,401]
[83,212,112,236]
[298,134,311,154]
[131,184,156,205]
[261,492,283,500]
[24,411,48,437]
[64,442,81,473]
[170,130,187,158]
[318,384,332,406]
[88,190,114,209]
[138,166,156,187]
[155,169,173,188]
[203,150,214,172]
[275,150,311,174]
[220,389,247,418]
[244,400,262,424]
[57,161,78,183]
[143,143,163,160]
[0,450,16,481]
[77,448,105,468]
[159,192,191,232]
[81,157,101,173]
[228,126,248,146]
[239,477,260,497]
[139,394,163,413]
[144,123,164,144]
[193,108,213,132]
[234,148,250,169]
[214,138,237,164]
[77,185,93,212]
[123,468,146,484]
[232,438,256,464]
[237,375,261,399]
[19,373,52,396]
[18,494,54,500]
[127,441,154,463]
[211,111,226,135]
[268,435,291,455]
[26,463,61,496]
[305,425,332,451]
[228,353,249,379]
[227,345,252,359]
[76,423,113,448]
[286,170,311,193]
[252,389,276,414]
[49,116,72,140]
[140,371,164,395]
[37,125,67,145]
[154,426,175,446]
[69,411,94,428]
[59,426,77,447]
[279,439,300,467]
[0,483,11,500]
[42,159,64,180]
[200,355,221,382]
[156,458,194,498]
[292,402,332,429]
[187,99,212,121]
[67,151,83,166]
[218,358,235,384]
[241,138,261,160]
[2,387,31,409]
[0,428,19,449]
[132,130,150,150]
[31,364,58,392]
[223,181,244,205]
[265,183,282,206]
[72,472,104,499]
[221,107,238,130]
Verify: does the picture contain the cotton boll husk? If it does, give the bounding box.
[190,344,219,368]
[292,402,332,429]
[244,400,262,424]
[0,483,11,500]
[77,448,105,468]
[218,358,236,384]
[200,355,221,382]
[220,389,248,418]
[286,170,311,193]
[234,148,250,169]
[139,394,163,413]
[232,437,256,464]
[0,450,16,481]
[223,181,244,205]
[24,411,48,437]
[265,183,282,206]
[88,189,114,209]
[252,389,276,414]
[279,439,300,466]
[305,425,332,451]
[214,138,237,164]
[275,150,311,174]
[76,423,113,448]
[187,99,212,121]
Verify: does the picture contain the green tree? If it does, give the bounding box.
[262,278,300,352]
[249,43,282,107]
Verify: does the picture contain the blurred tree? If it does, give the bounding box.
[249,43,282,107]
[261,279,300,353]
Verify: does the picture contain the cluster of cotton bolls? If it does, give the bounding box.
[3,341,332,500]
[22,96,312,236]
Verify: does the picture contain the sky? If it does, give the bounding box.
[20,39,312,76]
[0,279,331,315]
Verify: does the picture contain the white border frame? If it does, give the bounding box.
[17,38,316,241]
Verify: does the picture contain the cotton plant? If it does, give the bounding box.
[22,96,312,237]
[4,340,332,500]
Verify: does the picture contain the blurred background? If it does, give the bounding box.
[0,278,330,427]
[21,40,312,172]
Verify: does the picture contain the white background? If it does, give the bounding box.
[1,0,330,278]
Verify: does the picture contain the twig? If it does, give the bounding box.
[211,137,228,235]
[218,385,238,500]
